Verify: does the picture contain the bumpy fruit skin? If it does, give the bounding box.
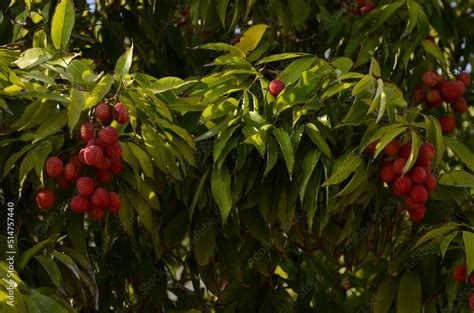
[392,176,412,196]
[380,163,397,184]
[36,190,56,210]
[393,158,407,175]
[80,122,95,143]
[399,144,412,159]
[70,155,84,173]
[409,185,428,204]
[95,157,111,170]
[410,167,427,184]
[71,195,91,213]
[105,143,123,159]
[95,102,112,124]
[452,97,468,113]
[88,207,105,221]
[91,187,109,208]
[441,81,459,103]
[64,163,79,181]
[458,72,471,87]
[425,89,442,108]
[415,157,432,170]
[454,80,465,96]
[112,102,130,124]
[268,80,285,97]
[84,145,104,166]
[108,192,121,213]
[412,86,425,104]
[87,138,106,149]
[384,139,401,156]
[424,174,437,193]
[439,116,456,134]
[422,71,438,87]
[78,149,87,164]
[367,140,378,156]
[98,126,119,145]
[97,170,112,185]
[76,177,95,196]
[453,264,467,282]
[110,159,123,174]
[408,205,425,222]
[419,143,436,161]
[45,157,63,177]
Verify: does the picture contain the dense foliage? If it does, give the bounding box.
[0,0,473,312]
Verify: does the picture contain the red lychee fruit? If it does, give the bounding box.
[87,138,106,149]
[80,122,95,143]
[91,187,109,209]
[84,145,104,166]
[76,176,95,196]
[384,139,401,156]
[110,159,123,174]
[70,155,84,173]
[94,102,112,124]
[452,97,468,114]
[95,157,111,170]
[70,195,91,213]
[105,143,123,160]
[393,158,407,175]
[408,204,425,222]
[412,85,425,104]
[454,80,465,96]
[453,264,467,282]
[268,80,285,97]
[97,170,112,185]
[419,143,436,161]
[36,190,56,210]
[112,102,130,124]
[441,81,459,103]
[56,175,72,190]
[409,185,428,204]
[108,192,121,213]
[415,157,432,170]
[88,207,105,221]
[439,116,456,134]
[424,173,437,193]
[458,72,471,87]
[368,140,378,156]
[425,89,442,108]
[98,126,119,145]
[410,166,427,184]
[399,144,412,159]
[78,149,87,164]
[380,163,397,184]
[360,4,375,14]
[392,176,412,196]
[45,156,63,177]
[422,71,438,87]
[64,163,79,181]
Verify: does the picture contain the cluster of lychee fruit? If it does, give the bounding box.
[35,101,129,221]
[268,79,285,97]
[371,139,437,221]
[412,71,471,135]
[354,0,375,15]
[452,263,474,310]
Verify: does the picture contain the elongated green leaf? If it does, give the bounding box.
[35,111,67,140]
[127,190,153,233]
[211,165,232,223]
[128,142,153,177]
[85,74,113,109]
[189,168,211,219]
[27,289,69,313]
[216,0,229,27]
[463,231,474,274]
[352,74,376,96]
[402,130,420,174]
[3,145,34,177]
[193,218,216,266]
[263,137,279,177]
[279,57,316,85]
[438,171,474,187]
[374,279,397,313]
[149,77,195,93]
[68,87,87,135]
[19,140,52,195]
[422,39,446,66]
[274,128,295,178]
[234,24,269,55]
[299,149,321,201]
[197,43,245,57]
[306,123,332,159]
[18,235,59,272]
[444,136,474,171]
[322,152,362,187]
[257,52,312,64]
[51,0,75,51]
[396,271,422,313]
[34,255,61,288]
[13,48,53,69]
[115,44,133,77]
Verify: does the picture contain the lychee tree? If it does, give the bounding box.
[0,1,473,313]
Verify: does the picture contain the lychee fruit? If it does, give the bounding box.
[409,185,428,204]
[268,80,285,97]
[95,102,112,124]
[88,207,105,221]
[424,173,437,193]
[78,149,87,164]
[367,140,378,156]
[112,102,130,124]
[36,190,56,210]
[105,143,123,160]
[97,170,112,185]
[415,157,432,170]
[70,195,91,213]
[422,71,438,87]
[392,176,412,196]
[87,138,106,149]
[98,126,118,145]
[439,116,456,134]
[399,144,412,159]
[412,86,425,104]
[393,158,407,175]
[84,145,104,166]
[454,80,465,96]
[408,204,425,222]
[453,264,467,282]
[384,139,401,156]
[91,187,109,209]
[458,72,471,87]
[95,157,111,170]
[108,192,121,213]
[56,175,72,190]
[64,163,79,181]
[360,4,375,14]
[76,176,95,196]
[441,81,459,103]
[419,143,436,161]
[452,97,468,114]
[80,122,95,143]
[45,156,63,177]
[380,163,397,184]
[410,166,427,184]
[110,159,123,174]
[425,89,442,108]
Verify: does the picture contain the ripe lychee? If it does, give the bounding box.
[360,4,375,14]
[419,143,436,161]
[45,157,63,177]
[415,157,432,170]
[95,157,111,170]
[409,185,428,204]
[392,176,412,196]
[98,126,118,145]
[80,122,94,143]
[97,170,112,185]
[384,139,401,156]
[441,81,459,103]
[439,116,456,134]
[458,72,471,87]
[393,158,407,175]
[78,149,87,164]
[76,176,95,196]
[87,138,106,149]
[452,97,468,114]
[56,175,72,190]
[380,163,397,184]
[88,207,105,221]
[84,145,104,166]
[412,86,425,104]
[367,140,378,156]
[425,89,442,108]
[410,167,427,184]
[105,143,123,160]
[424,173,437,193]
[454,80,465,96]
[95,102,112,124]
[91,187,109,209]
[268,80,285,97]
[110,159,123,174]
[408,204,425,222]
[453,264,467,282]
[422,71,438,87]
[399,144,412,159]
[70,195,91,213]
[36,190,56,210]
[112,102,130,124]
[64,163,79,181]
[108,192,121,213]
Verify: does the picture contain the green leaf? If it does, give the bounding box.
[18,235,59,272]
[211,164,232,223]
[13,48,53,69]
[352,74,376,96]
[26,289,69,313]
[411,223,457,251]
[127,142,154,177]
[3,145,34,178]
[85,74,113,109]
[234,24,269,55]
[197,43,246,57]
[438,171,474,187]
[19,140,52,195]
[127,191,153,233]
[193,218,216,266]
[148,76,195,93]
[463,231,474,274]
[51,0,75,51]
[274,128,295,178]
[34,255,61,288]
[396,271,422,313]
[322,152,362,187]
[373,126,407,159]
[306,123,332,159]
[424,115,444,166]
[257,52,312,64]
[189,168,211,220]
[279,57,316,85]
[422,39,446,66]
[68,87,87,136]
[115,44,134,77]
[216,0,229,27]
[263,137,278,177]
[402,130,420,174]
[299,149,321,202]
[374,279,397,313]
[444,136,474,171]
[35,110,67,140]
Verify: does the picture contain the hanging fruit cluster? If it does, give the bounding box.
[35,101,130,221]
[452,263,474,310]
[372,139,437,222]
[412,71,471,135]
